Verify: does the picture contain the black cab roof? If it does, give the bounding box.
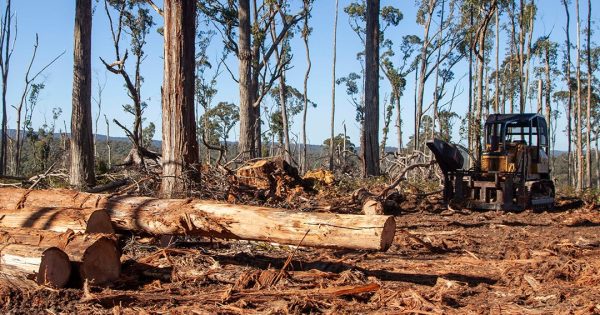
[485,113,545,124]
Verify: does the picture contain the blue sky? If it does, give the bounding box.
[1,0,596,151]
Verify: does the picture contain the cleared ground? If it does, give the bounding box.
[1,190,599,314]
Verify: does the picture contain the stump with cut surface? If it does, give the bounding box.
[0,188,396,251]
[0,244,71,288]
[0,207,114,234]
[0,228,120,285]
[236,159,307,199]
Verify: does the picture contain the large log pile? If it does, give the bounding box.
[0,188,396,251]
[0,186,396,290]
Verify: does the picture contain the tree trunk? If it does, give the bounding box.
[237,0,254,160]
[431,0,445,142]
[0,0,11,176]
[537,79,542,114]
[0,207,113,234]
[495,7,500,113]
[301,2,311,174]
[270,17,291,164]
[395,92,403,152]
[585,0,592,188]
[518,0,525,113]
[0,244,71,288]
[70,0,95,188]
[414,4,434,152]
[523,3,534,111]
[160,0,199,198]
[363,0,380,176]
[563,0,573,186]
[329,0,339,171]
[544,47,552,169]
[596,135,599,188]
[0,228,120,285]
[0,188,396,251]
[105,115,111,169]
[575,0,583,191]
[468,6,474,166]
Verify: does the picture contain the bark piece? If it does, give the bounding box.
[0,207,114,234]
[0,188,396,251]
[0,244,71,288]
[0,228,120,285]
[362,199,384,215]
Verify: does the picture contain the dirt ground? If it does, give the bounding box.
[1,189,599,314]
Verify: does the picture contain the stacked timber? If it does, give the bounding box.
[0,189,121,288]
[0,228,121,287]
[0,188,396,251]
[0,244,71,288]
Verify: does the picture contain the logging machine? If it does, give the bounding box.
[427,113,555,211]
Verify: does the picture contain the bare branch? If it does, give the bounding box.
[145,0,163,17]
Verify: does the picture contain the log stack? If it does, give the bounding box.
[0,189,121,288]
[0,187,397,289]
[0,188,396,251]
[0,244,71,288]
[0,228,121,287]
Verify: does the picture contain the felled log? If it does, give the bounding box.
[0,207,114,234]
[0,244,71,288]
[0,188,396,251]
[0,228,120,285]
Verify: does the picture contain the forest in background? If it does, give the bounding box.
[0,0,597,195]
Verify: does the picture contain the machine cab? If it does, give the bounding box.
[483,114,549,175]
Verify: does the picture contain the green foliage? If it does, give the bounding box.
[22,107,62,174]
[200,102,240,146]
[344,1,403,41]
[142,122,155,148]
[323,133,356,154]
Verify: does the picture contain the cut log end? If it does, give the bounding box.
[380,216,396,251]
[37,247,71,288]
[85,209,115,234]
[80,238,120,285]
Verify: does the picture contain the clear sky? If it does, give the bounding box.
[1,0,596,151]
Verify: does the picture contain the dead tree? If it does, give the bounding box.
[101,0,158,167]
[160,0,199,198]
[329,0,339,172]
[13,35,63,175]
[301,0,312,173]
[0,0,14,176]
[70,0,95,188]
[92,73,106,159]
